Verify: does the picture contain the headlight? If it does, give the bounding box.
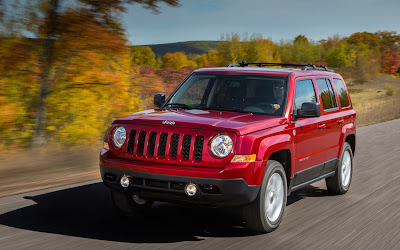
[113,126,126,148]
[210,134,233,158]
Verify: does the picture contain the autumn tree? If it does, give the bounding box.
[0,0,180,148]
[162,52,196,69]
[375,31,400,74]
[195,50,222,68]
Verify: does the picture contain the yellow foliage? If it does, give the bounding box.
[162,52,197,69]
[46,51,144,146]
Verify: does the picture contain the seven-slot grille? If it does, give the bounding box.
[127,130,204,161]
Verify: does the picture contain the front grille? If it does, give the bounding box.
[127,130,136,154]
[194,136,204,160]
[147,132,157,156]
[137,131,146,155]
[158,133,168,157]
[181,135,192,159]
[169,134,180,158]
[125,129,205,162]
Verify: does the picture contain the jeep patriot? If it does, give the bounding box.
[100,62,356,233]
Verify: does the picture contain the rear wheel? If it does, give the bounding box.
[243,160,287,233]
[326,142,353,194]
[111,189,153,216]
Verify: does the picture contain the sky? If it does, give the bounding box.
[123,0,400,45]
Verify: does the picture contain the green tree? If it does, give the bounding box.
[292,35,313,63]
[131,46,157,67]
[218,33,245,65]
[325,42,351,68]
[244,34,277,63]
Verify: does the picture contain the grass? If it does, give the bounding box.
[347,74,400,127]
[0,147,100,197]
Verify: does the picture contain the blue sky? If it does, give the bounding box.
[123,0,400,45]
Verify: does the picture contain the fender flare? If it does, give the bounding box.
[252,133,294,185]
[338,122,356,158]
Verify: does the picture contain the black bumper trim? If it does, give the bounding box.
[100,165,260,207]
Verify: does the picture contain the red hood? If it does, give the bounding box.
[113,109,287,135]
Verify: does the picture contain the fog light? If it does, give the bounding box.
[120,176,130,188]
[185,182,197,196]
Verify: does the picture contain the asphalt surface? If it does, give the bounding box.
[1,119,400,249]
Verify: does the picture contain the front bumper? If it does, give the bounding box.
[101,164,260,207]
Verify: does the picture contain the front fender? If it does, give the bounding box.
[251,133,294,185]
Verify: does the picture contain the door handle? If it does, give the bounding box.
[337,119,344,125]
[317,124,326,130]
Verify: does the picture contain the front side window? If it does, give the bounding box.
[166,73,288,116]
[175,77,211,106]
[294,79,317,113]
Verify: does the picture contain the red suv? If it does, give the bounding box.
[100,62,356,233]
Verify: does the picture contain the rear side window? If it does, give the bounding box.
[294,79,317,113]
[316,78,338,110]
[333,79,350,107]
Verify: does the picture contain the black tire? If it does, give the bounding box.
[243,160,287,233]
[110,189,153,216]
[326,142,353,194]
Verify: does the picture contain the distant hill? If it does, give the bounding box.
[139,41,219,58]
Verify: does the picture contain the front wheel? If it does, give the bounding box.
[243,160,287,233]
[326,142,353,194]
[111,189,153,216]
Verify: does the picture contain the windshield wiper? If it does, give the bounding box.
[201,105,249,113]
[164,103,192,109]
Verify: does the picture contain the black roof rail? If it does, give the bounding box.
[227,61,334,72]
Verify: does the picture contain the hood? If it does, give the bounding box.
[113,109,287,135]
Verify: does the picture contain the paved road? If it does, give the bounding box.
[1,119,400,249]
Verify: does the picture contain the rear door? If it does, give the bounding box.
[315,78,342,164]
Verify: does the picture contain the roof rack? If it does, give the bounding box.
[227,61,334,72]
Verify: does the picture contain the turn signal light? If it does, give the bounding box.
[103,142,110,151]
[230,154,256,163]
[101,142,110,155]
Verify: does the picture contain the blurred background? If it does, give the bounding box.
[0,0,399,196]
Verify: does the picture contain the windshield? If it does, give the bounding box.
[165,73,288,116]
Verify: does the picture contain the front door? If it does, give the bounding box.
[292,78,326,185]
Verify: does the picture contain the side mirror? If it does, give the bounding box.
[154,93,165,108]
[296,102,320,119]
